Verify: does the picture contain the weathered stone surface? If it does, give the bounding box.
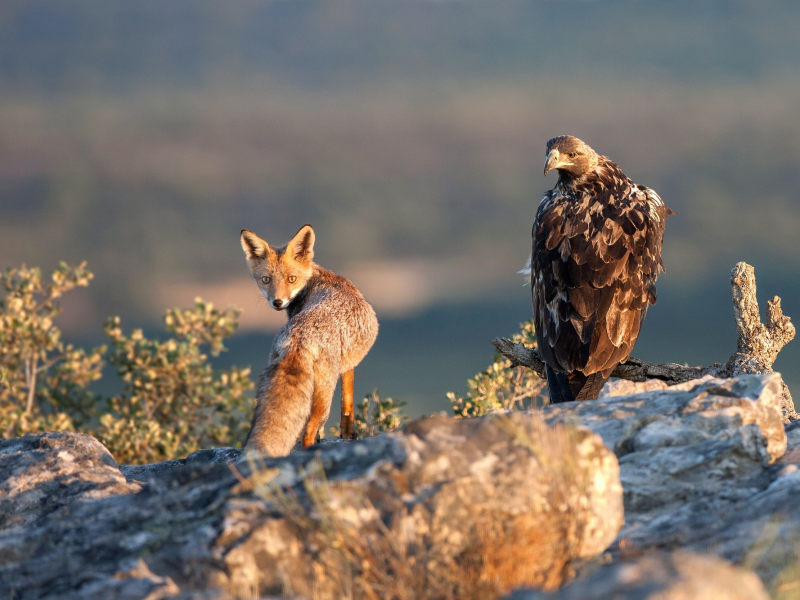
[561,373,786,464]
[0,413,622,599]
[545,373,786,544]
[544,372,798,592]
[118,447,242,484]
[224,416,623,598]
[75,558,181,600]
[505,550,769,600]
[4,371,797,599]
[119,458,186,484]
[118,439,351,484]
[674,422,800,592]
[0,432,140,533]
[600,378,670,397]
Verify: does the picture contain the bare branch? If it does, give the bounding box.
[491,339,712,385]
[24,356,38,414]
[490,338,545,379]
[36,356,61,375]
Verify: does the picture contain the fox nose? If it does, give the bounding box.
[272,299,283,309]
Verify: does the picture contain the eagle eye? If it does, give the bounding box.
[261,275,271,284]
[567,152,577,159]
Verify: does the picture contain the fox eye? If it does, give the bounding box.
[288,275,297,283]
[261,276,271,284]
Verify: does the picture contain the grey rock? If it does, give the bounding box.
[222,415,623,597]
[541,372,798,593]
[118,439,349,484]
[0,432,140,533]
[506,550,769,600]
[75,558,181,600]
[186,447,242,466]
[3,371,795,599]
[118,446,244,485]
[600,378,670,397]
[677,438,800,590]
[119,458,186,484]
[0,413,622,599]
[544,373,786,551]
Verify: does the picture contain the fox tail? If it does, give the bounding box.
[245,347,314,456]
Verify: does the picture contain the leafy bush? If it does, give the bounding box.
[97,299,253,464]
[5,259,547,467]
[329,389,410,439]
[0,262,104,438]
[0,262,253,464]
[447,319,546,418]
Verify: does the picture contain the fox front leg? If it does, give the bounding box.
[340,369,356,440]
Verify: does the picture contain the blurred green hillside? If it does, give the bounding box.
[1,0,798,414]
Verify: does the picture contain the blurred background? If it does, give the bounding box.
[1,0,799,418]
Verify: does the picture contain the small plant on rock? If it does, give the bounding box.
[447,319,546,418]
[330,389,409,439]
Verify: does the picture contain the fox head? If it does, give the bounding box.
[240,225,315,311]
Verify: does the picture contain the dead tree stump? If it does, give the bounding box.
[723,262,796,420]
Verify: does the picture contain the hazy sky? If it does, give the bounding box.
[1,1,798,412]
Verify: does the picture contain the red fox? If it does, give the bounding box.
[239,225,379,456]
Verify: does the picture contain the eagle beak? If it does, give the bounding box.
[544,149,560,176]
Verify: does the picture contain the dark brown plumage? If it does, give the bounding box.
[527,135,674,402]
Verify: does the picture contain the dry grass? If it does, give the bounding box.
[741,515,800,600]
[237,413,593,599]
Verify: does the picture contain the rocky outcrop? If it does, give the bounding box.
[505,550,770,600]
[0,413,622,599]
[0,432,140,533]
[547,372,796,596]
[2,371,798,599]
[119,445,246,484]
[546,373,786,548]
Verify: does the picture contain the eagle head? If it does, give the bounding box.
[544,136,599,178]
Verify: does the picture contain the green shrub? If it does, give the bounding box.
[0,262,253,464]
[447,319,546,418]
[97,299,253,464]
[329,389,410,439]
[2,260,547,465]
[0,262,104,438]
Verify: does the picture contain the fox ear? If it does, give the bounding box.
[288,224,315,264]
[240,229,271,260]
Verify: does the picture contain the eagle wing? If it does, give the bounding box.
[531,181,670,377]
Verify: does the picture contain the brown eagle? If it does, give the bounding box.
[525,136,673,402]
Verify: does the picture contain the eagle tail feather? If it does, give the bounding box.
[574,372,609,400]
[546,365,609,403]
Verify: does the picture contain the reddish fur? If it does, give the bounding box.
[340,369,356,440]
[240,226,378,456]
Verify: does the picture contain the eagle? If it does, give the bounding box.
[525,135,673,402]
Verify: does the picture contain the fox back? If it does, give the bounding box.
[240,225,378,455]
